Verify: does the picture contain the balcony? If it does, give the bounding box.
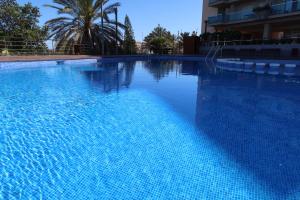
[208,0,228,6]
[208,10,256,25]
[272,1,300,15]
[208,1,300,25]
[208,0,240,7]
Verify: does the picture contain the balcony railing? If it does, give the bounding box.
[207,14,225,24]
[208,0,300,25]
[272,1,300,15]
[208,10,256,25]
[226,10,256,22]
[208,0,240,6]
[208,0,228,5]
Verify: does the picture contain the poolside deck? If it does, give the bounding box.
[0,55,99,62]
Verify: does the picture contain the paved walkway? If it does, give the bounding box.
[0,55,99,62]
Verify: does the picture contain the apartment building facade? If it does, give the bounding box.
[202,0,300,40]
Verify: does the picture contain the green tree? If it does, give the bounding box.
[0,0,18,34]
[176,32,190,53]
[123,15,136,54]
[45,0,124,55]
[144,25,175,54]
[0,0,48,55]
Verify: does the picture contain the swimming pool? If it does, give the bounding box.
[1,58,300,199]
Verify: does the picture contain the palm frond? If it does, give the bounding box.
[45,0,124,54]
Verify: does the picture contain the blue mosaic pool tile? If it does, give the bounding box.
[0,60,300,199]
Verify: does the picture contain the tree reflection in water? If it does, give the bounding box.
[82,61,135,93]
[143,60,181,81]
[81,59,300,196]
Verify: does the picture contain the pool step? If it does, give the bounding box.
[255,63,266,74]
[284,64,296,76]
[56,60,65,65]
[244,62,254,73]
[216,59,297,76]
[268,64,280,75]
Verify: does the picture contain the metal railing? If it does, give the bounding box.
[0,36,106,56]
[0,37,185,56]
[0,35,185,56]
[208,0,241,6]
[208,10,256,25]
[272,0,300,15]
[209,0,228,5]
[205,37,300,45]
[201,38,300,59]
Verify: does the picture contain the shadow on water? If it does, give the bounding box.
[81,59,300,196]
[195,71,300,196]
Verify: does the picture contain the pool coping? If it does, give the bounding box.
[1,55,300,63]
[1,55,299,72]
[0,59,100,71]
[0,55,207,70]
[0,55,99,63]
[0,55,205,63]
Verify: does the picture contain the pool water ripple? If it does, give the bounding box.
[0,61,300,199]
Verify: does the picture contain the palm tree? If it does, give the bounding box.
[45,0,124,55]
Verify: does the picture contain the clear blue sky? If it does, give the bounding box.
[17,0,203,41]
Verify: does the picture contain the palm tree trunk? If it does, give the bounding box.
[101,2,105,55]
[115,7,118,55]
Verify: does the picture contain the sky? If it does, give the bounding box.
[17,0,203,41]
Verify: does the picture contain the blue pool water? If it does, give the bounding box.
[0,59,300,199]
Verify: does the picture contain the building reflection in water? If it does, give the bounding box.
[81,58,300,196]
[142,59,209,79]
[195,71,300,196]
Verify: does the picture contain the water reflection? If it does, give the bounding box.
[81,59,300,196]
[143,60,181,81]
[82,62,135,92]
[195,72,300,196]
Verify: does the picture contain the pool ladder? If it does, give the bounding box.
[205,44,225,61]
[205,43,225,69]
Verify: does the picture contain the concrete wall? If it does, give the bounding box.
[201,0,218,33]
[202,0,300,39]
[200,44,300,59]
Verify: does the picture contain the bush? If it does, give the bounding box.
[1,48,9,55]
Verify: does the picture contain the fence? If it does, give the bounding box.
[201,38,300,59]
[0,36,99,56]
[202,37,300,47]
[0,36,184,56]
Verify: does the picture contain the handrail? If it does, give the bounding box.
[211,45,221,61]
[205,45,215,62]
[0,38,181,56]
[203,37,300,47]
[0,37,103,55]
